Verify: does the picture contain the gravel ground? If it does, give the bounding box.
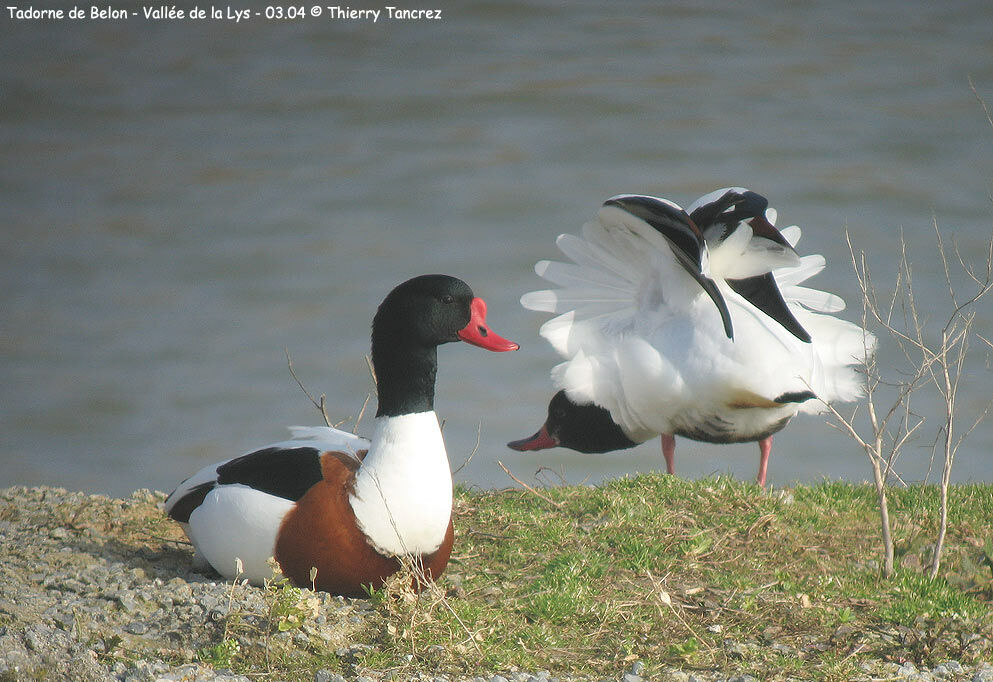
[0,486,990,682]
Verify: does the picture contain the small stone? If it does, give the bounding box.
[621,674,643,682]
[126,621,149,635]
[724,640,754,658]
[898,662,919,677]
[628,662,644,676]
[23,625,50,652]
[118,591,141,614]
[932,662,964,679]
[771,642,795,656]
[489,676,508,682]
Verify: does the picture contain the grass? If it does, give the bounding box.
[63,476,993,680]
[350,475,992,679]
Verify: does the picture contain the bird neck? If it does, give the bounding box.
[372,339,438,418]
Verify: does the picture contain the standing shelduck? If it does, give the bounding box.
[508,189,874,487]
[165,274,518,596]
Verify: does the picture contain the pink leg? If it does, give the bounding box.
[756,436,773,488]
[662,433,676,475]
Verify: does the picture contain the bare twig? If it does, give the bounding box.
[927,219,993,579]
[354,393,372,434]
[452,421,482,476]
[365,354,378,387]
[646,570,713,650]
[284,348,332,427]
[970,76,993,130]
[496,460,564,508]
[837,211,993,580]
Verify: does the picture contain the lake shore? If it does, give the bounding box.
[1,480,991,681]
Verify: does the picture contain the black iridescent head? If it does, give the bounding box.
[373,275,472,348]
[689,189,766,236]
[689,188,794,252]
[507,390,638,454]
[371,274,517,417]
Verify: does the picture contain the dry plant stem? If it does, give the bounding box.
[837,211,993,580]
[452,421,482,477]
[354,393,371,434]
[284,348,332,427]
[398,555,484,658]
[928,86,993,576]
[366,471,483,658]
[827,231,934,577]
[365,354,378,387]
[646,570,713,651]
[497,460,564,508]
[926,220,993,579]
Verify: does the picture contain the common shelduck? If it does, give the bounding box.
[165,275,518,596]
[508,189,875,487]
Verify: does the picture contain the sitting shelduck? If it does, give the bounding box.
[165,274,518,596]
[508,189,874,487]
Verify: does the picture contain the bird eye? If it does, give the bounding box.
[441,294,454,304]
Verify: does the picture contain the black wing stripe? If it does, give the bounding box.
[215,446,324,502]
[605,195,704,268]
[166,482,215,523]
[727,273,811,343]
[606,195,735,340]
[774,390,817,404]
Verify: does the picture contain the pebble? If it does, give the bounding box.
[973,663,993,682]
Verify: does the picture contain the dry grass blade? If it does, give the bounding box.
[496,460,564,508]
[284,348,332,427]
[452,421,482,477]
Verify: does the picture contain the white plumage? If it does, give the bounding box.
[520,189,876,484]
[163,426,370,584]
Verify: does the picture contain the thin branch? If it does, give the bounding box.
[970,76,993,131]
[284,348,332,427]
[365,354,378,387]
[354,393,371,434]
[452,421,482,476]
[497,460,564,508]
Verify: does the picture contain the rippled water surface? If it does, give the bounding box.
[2,1,993,496]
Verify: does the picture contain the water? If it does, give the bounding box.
[2,1,992,497]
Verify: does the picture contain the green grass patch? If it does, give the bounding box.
[115,475,993,680]
[369,474,992,679]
